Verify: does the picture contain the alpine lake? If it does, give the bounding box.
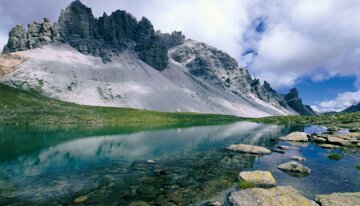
[0,122,359,205]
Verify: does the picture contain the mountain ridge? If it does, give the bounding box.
[342,102,360,113]
[0,0,316,117]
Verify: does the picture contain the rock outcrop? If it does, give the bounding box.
[228,186,318,206]
[2,19,60,54]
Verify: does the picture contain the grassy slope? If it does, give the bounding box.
[0,83,243,125]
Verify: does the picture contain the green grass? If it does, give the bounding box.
[356,165,360,170]
[237,180,256,189]
[0,83,243,125]
[249,112,360,128]
[328,153,342,160]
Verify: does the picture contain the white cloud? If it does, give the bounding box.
[240,0,360,89]
[312,90,360,112]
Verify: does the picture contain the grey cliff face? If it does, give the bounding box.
[2,19,60,54]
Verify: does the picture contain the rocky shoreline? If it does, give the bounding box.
[205,128,360,206]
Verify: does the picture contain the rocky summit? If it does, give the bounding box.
[1,0,316,117]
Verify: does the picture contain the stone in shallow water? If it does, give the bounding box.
[226,144,271,155]
[290,156,306,162]
[128,201,151,206]
[319,144,339,149]
[278,161,311,175]
[278,145,299,150]
[280,132,309,142]
[228,186,318,206]
[238,171,276,187]
[271,149,285,154]
[326,136,351,146]
[202,200,223,206]
[310,135,327,143]
[315,192,360,206]
[73,195,87,204]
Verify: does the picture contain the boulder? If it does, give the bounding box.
[228,186,318,206]
[227,144,271,155]
[326,136,351,146]
[290,156,306,162]
[310,135,327,143]
[315,192,360,206]
[280,132,309,142]
[238,171,276,187]
[278,161,311,175]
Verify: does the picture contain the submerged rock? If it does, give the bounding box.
[228,186,318,206]
[319,144,339,149]
[315,192,360,206]
[202,200,223,206]
[271,149,285,154]
[227,144,271,155]
[278,161,311,175]
[278,145,299,150]
[128,201,151,206]
[74,195,88,204]
[280,132,309,142]
[290,156,306,162]
[238,171,276,187]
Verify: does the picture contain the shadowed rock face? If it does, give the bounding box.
[284,88,317,115]
[342,102,360,113]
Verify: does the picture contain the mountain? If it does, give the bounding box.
[342,102,360,113]
[0,0,316,117]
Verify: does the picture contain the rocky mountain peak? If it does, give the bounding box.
[2,0,180,69]
[58,0,97,39]
[285,88,299,101]
[284,88,317,115]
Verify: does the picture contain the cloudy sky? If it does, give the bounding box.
[1,0,359,112]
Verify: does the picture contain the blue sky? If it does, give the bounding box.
[0,0,359,112]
